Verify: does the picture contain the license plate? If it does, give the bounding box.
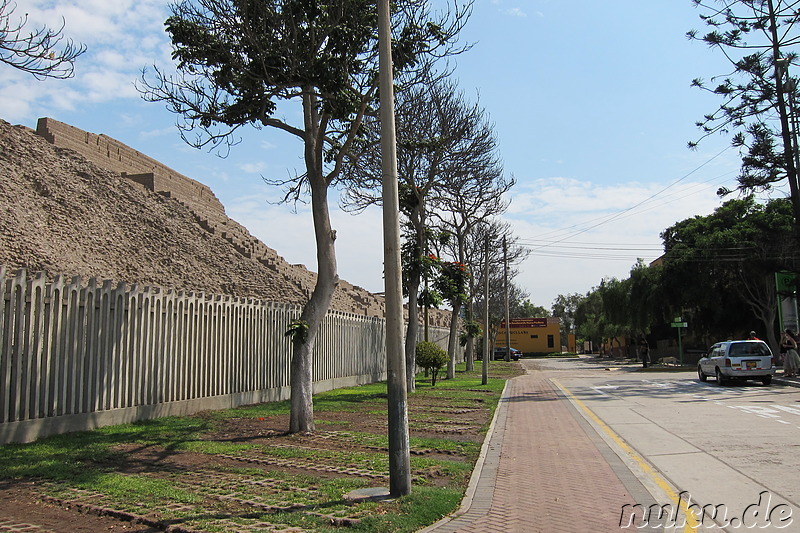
[746,360,758,369]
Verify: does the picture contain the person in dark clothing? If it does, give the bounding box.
[640,340,650,368]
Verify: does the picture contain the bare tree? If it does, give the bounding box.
[0,0,85,79]
[465,219,530,365]
[342,75,510,388]
[429,108,513,379]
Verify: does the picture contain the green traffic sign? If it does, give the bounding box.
[776,272,797,295]
[671,322,688,328]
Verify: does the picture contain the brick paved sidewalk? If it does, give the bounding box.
[423,368,656,532]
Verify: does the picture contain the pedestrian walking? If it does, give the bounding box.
[780,329,800,378]
[640,340,650,368]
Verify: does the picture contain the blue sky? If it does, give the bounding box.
[3,0,775,309]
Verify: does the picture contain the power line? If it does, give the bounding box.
[528,146,734,248]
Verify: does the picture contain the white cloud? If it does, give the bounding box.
[0,75,38,121]
[240,162,267,174]
[3,1,171,115]
[139,126,175,138]
[226,193,385,293]
[81,70,140,101]
[501,177,726,308]
[503,8,527,17]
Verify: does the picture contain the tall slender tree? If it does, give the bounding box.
[343,75,503,390]
[468,221,529,361]
[688,0,800,226]
[432,162,514,378]
[140,0,471,433]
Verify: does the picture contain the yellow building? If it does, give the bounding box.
[496,318,562,355]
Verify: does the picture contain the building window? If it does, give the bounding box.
[547,335,554,348]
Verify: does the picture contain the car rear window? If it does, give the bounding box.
[729,343,770,356]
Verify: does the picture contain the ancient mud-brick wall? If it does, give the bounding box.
[34,117,391,318]
[36,118,223,218]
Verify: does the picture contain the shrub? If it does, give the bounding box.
[416,341,449,386]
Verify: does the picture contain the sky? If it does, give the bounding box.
[2,0,781,310]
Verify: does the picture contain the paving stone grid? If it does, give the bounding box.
[425,366,652,533]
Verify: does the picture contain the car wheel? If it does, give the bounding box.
[698,366,707,382]
[762,375,772,386]
[715,368,727,385]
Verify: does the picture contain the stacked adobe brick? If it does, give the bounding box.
[34,118,389,318]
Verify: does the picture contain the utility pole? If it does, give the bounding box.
[482,235,489,385]
[377,0,411,496]
[503,236,511,362]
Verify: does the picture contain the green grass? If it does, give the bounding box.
[82,472,201,504]
[351,486,463,532]
[212,399,291,418]
[175,440,259,455]
[0,360,519,532]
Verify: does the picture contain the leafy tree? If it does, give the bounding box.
[687,0,800,224]
[626,259,668,347]
[415,341,448,386]
[574,289,602,352]
[140,0,471,434]
[597,277,633,356]
[572,199,798,355]
[432,258,469,376]
[552,293,585,345]
[459,318,482,349]
[0,0,85,79]
[580,264,665,358]
[513,299,549,318]
[398,223,444,383]
[660,196,798,349]
[345,79,457,385]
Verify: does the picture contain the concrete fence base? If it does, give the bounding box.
[1,265,445,444]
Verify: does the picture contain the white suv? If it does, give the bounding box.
[698,340,776,386]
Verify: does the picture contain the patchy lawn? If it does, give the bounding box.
[0,362,523,532]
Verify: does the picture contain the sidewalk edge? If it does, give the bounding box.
[416,379,510,532]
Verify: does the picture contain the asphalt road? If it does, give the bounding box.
[536,356,800,532]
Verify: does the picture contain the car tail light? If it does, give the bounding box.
[724,358,732,367]
[771,357,776,367]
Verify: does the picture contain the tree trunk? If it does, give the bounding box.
[465,301,474,371]
[446,301,460,379]
[405,279,420,392]
[290,96,338,434]
[767,0,800,239]
[404,202,426,393]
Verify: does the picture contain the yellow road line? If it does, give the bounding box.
[552,378,700,532]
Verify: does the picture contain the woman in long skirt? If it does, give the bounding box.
[781,329,800,378]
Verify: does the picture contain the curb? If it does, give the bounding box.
[416,379,510,532]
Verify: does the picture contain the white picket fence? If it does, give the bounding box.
[0,266,449,444]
